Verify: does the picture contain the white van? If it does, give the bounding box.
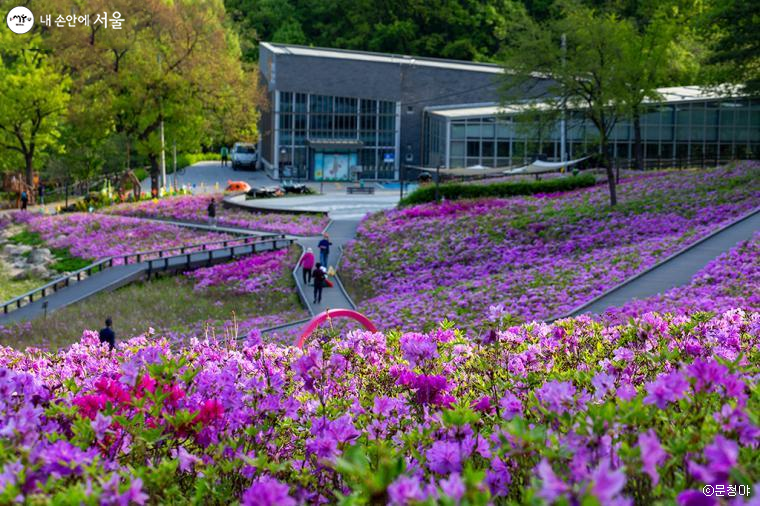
[231,143,257,170]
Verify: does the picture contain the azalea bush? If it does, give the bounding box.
[105,194,329,235]
[0,309,757,504]
[185,249,291,295]
[342,163,760,331]
[604,232,760,323]
[11,212,234,262]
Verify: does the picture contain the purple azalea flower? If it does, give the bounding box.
[91,412,112,441]
[426,440,464,474]
[120,477,149,505]
[499,391,523,419]
[589,460,627,503]
[643,371,690,409]
[388,475,426,505]
[688,435,739,484]
[241,476,296,506]
[591,372,616,401]
[399,332,439,367]
[439,473,465,502]
[537,459,568,502]
[677,489,718,506]
[638,429,667,485]
[172,447,202,473]
[536,380,577,414]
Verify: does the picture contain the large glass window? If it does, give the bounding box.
[275,91,399,176]
[430,97,759,170]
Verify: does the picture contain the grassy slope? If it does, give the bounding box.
[2,247,307,350]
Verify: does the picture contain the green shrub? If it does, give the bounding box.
[49,250,93,273]
[176,152,221,170]
[399,173,597,206]
[8,229,44,247]
[9,230,93,272]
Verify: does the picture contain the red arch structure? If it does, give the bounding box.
[295,309,378,349]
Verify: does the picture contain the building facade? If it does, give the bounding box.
[258,43,759,179]
[257,42,551,180]
[424,88,760,169]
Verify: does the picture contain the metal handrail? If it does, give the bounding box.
[1,235,293,315]
[110,233,286,265]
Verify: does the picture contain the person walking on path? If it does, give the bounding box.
[99,317,115,350]
[312,262,326,304]
[220,145,229,167]
[38,183,45,207]
[207,198,217,227]
[20,190,28,210]
[318,233,332,266]
[300,247,315,285]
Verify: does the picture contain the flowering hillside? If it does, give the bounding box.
[12,212,233,261]
[105,194,329,235]
[0,310,756,504]
[604,232,760,323]
[342,163,760,330]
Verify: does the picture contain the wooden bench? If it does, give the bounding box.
[347,186,375,194]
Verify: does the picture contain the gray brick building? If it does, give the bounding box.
[258,43,758,177]
[257,42,552,181]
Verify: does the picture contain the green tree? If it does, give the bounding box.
[40,0,261,194]
[502,2,632,206]
[0,31,70,185]
[705,0,759,93]
[226,0,531,62]
[618,8,689,171]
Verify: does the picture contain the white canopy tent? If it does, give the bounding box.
[408,164,520,177]
[503,156,590,175]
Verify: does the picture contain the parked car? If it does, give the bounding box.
[231,143,257,170]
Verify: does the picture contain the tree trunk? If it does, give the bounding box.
[633,112,643,171]
[600,138,617,206]
[149,154,160,197]
[25,151,34,186]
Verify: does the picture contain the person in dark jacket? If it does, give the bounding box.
[20,190,28,210]
[312,262,326,304]
[99,317,115,350]
[318,233,332,266]
[207,198,217,226]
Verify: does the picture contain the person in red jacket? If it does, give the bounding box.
[299,247,315,285]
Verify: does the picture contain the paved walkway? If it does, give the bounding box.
[293,219,360,314]
[137,216,278,237]
[142,161,275,194]
[226,192,399,220]
[1,238,293,324]
[566,208,760,317]
[262,219,361,337]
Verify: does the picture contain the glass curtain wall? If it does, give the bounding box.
[431,98,760,169]
[277,92,398,178]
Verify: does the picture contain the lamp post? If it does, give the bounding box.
[280,148,288,181]
[172,139,177,190]
[435,164,442,203]
[399,163,404,200]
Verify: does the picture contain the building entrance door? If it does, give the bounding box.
[314,151,358,181]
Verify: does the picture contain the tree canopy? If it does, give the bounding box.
[0,0,262,192]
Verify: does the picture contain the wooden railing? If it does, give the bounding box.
[1,234,292,315]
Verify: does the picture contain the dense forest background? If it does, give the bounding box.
[0,0,756,193]
[223,0,752,83]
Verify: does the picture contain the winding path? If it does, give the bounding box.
[559,208,760,319]
[0,236,294,325]
[4,185,754,334]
